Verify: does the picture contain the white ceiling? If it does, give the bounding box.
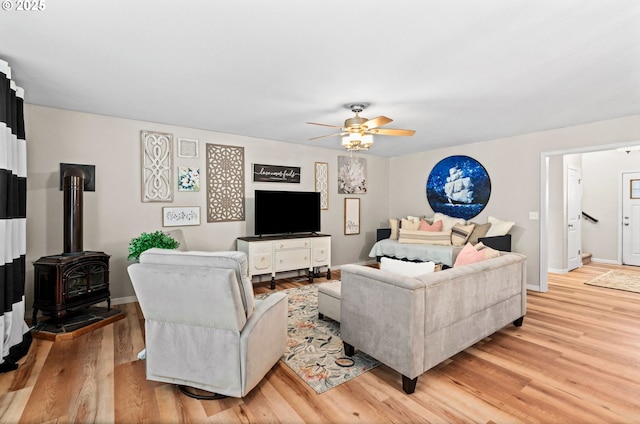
[1,0,639,156]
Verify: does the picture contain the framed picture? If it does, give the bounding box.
[344,198,360,235]
[178,167,200,192]
[162,206,201,227]
[338,156,367,194]
[631,179,640,199]
[426,155,491,220]
[315,162,329,210]
[177,138,199,158]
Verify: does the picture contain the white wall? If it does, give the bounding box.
[547,155,565,272]
[23,104,640,306]
[388,115,640,290]
[24,105,390,306]
[581,148,640,262]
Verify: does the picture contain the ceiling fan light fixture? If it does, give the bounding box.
[342,133,373,151]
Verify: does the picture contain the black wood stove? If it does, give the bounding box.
[32,168,110,324]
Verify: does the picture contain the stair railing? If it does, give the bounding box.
[582,212,598,223]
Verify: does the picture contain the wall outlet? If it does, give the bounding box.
[529,212,539,220]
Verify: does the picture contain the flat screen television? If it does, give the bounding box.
[254,190,321,236]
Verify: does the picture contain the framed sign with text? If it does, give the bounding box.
[163,206,201,227]
[253,164,301,183]
[344,198,360,235]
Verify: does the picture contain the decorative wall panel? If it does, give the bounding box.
[141,130,173,202]
[315,162,329,209]
[206,143,245,222]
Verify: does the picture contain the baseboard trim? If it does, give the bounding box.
[112,296,138,305]
[548,267,569,274]
[591,258,620,265]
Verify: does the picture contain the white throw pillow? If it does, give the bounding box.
[432,212,466,232]
[401,218,420,231]
[398,229,452,245]
[486,216,515,237]
[389,218,400,240]
[406,216,421,224]
[380,257,436,277]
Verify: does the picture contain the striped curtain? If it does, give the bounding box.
[0,59,31,373]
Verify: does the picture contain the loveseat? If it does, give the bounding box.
[340,251,526,393]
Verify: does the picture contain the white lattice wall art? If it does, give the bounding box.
[141,130,173,202]
[315,162,329,209]
[206,143,245,222]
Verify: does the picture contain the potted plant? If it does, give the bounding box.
[128,230,180,262]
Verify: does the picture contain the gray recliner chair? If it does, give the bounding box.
[127,248,288,398]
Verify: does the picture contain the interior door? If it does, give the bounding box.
[622,172,640,266]
[567,167,582,271]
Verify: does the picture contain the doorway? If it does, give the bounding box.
[567,167,582,271]
[622,172,640,266]
[540,143,640,292]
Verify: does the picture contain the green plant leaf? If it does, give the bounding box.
[128,230,179,262]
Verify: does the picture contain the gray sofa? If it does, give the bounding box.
[340,252,526,393]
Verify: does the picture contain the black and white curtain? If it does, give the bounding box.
[0,59,31,373]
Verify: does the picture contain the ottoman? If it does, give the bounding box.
[317,280,342,322]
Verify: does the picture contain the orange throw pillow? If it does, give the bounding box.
[419,219,443,232]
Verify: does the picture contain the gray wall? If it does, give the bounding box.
[547,155,565,272]
[582,148,640,262]
[23,104,640,303]
[388,115,640,290]
[24,105,390,305]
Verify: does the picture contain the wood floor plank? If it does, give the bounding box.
[0,387,32,423]
[113,303,145,366]
[114,360,163,423]
[19,337,87,423]
[1,263,639,423]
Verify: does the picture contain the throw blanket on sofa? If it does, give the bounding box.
[369,239,463,267]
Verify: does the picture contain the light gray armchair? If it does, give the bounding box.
[127,248,287,398]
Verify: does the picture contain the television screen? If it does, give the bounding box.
[255,190,321,236]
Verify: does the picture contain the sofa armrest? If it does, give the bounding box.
[340,264,426,379]
[377,228,391,241]
[478,234,511,252]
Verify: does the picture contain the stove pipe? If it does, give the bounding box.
[63,168,85,255]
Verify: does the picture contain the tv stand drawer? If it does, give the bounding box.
[275,249,310,271]
[275,238,311,250]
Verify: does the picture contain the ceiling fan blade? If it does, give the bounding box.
[362,116,392,130]
[309,132,344,140]
[370,128,416,136]
[307,121,343,129]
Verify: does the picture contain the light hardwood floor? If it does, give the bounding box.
[1,262,639,423]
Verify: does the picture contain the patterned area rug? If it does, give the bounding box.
[256,283,381,394]
[585,270,640,293]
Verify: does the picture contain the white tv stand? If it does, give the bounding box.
[237,233,331,289]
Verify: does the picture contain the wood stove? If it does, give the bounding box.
[32,167,111,324]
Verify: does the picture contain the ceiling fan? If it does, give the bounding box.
[307,103,416,151]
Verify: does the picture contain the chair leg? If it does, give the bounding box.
[178,385,228,400]
[402,375,418,394]
[513,316,524,327]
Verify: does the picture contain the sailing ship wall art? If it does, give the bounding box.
[426,155,491,220]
